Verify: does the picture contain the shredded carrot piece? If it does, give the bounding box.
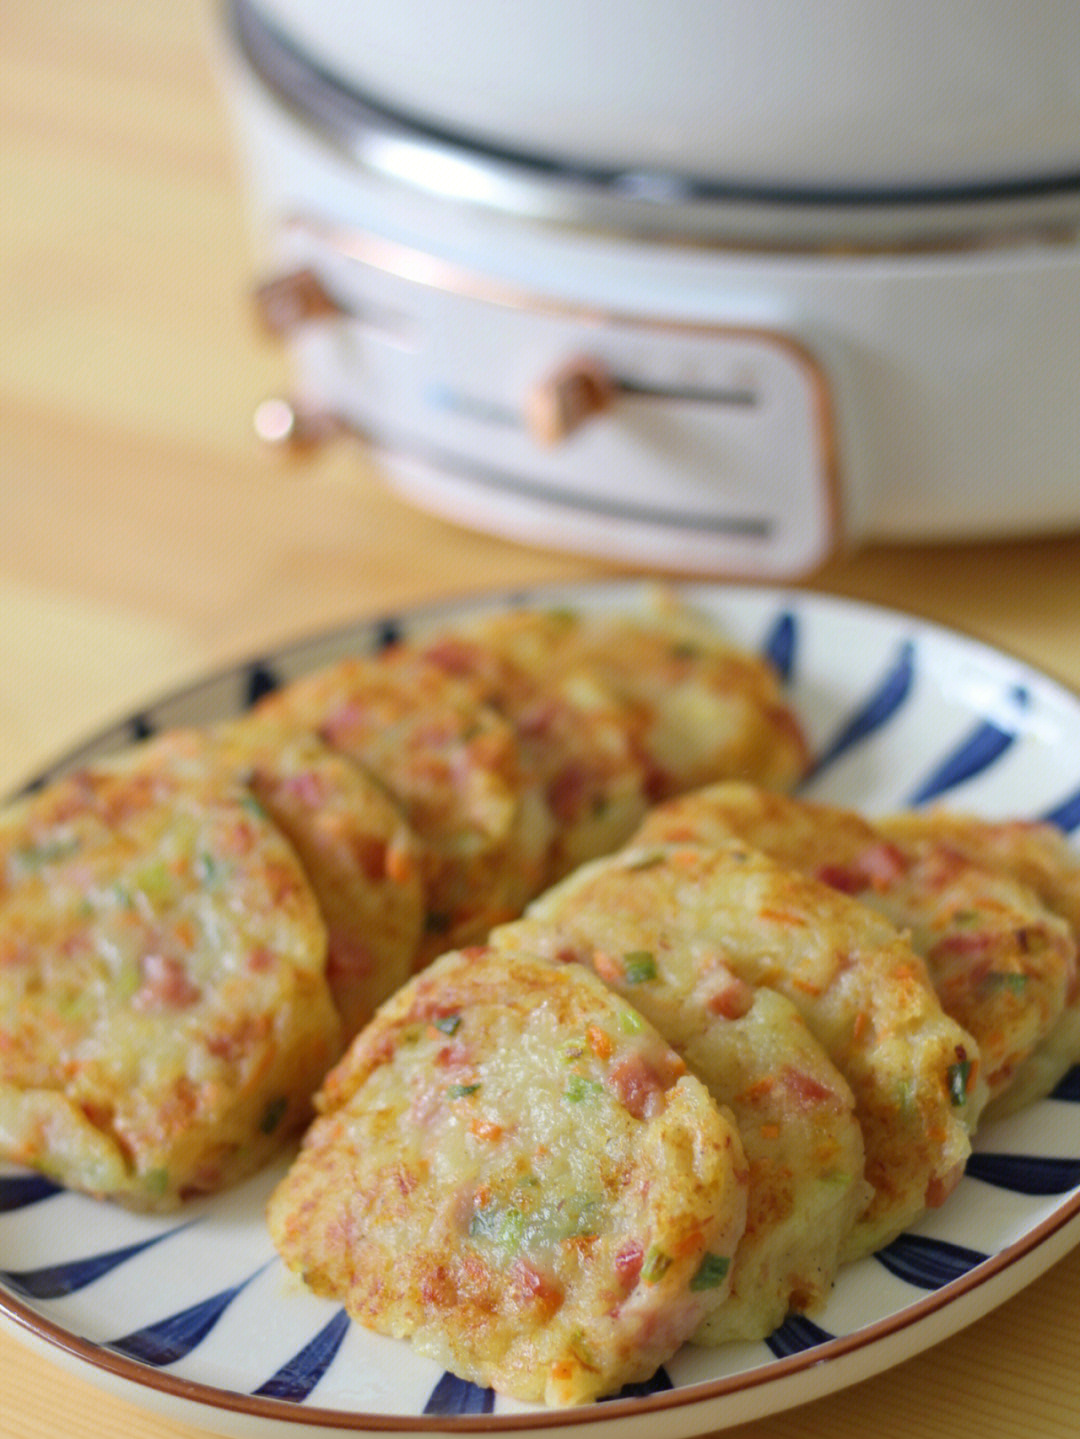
[758,907,808,927]
[672,1225,707,1258]
[385,844,415,885]
[562,1234,600,1257]
[586,1024,613,1060]
[592,950,624,983]
[469,1118,503,1142]
[791,976,823,996]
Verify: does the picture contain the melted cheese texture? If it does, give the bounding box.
[267,945,749,1406]
[635,784,1076,1105]
[0,730,340,1209]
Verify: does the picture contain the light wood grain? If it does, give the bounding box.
[1,5,1078,1438]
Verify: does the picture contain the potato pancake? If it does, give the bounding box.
[511,842,985,1260]
[635,784,1075,1103]
[0,730,340,1209]
[211,719,423,1036]
[266,944,748,1406]
[408,620,652,884]
[881,808,1080,1115]
[448,591,809,803]
[496,898,869,1344]
[253,648,551,964]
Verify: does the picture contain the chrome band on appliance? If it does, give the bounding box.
[378,440,775,539]
[228,0,1080,253]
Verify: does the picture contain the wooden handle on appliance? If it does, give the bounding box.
[526,356,616,445]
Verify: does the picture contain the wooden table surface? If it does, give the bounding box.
[2,5,1079,1437]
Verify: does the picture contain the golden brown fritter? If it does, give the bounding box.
[509,841,985,1261]
[211,718,423,1037]
[408,619,652,884]
[634,784,1075,1103]
[253,648,552,964]
[881,808,1080,1114]
[452,590,809,804]
[267,944,748,1405]
[495,896,869,1343]
[0,730,340,1209]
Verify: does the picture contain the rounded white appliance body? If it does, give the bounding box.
[247,0,1080,192]
[221,8,1080,578]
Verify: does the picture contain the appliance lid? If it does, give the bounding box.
[231,0,1080,253]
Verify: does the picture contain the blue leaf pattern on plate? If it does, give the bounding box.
[108,1267,266,1366]
[965,1152,1080,1195]
[375,618,403,651]
[763,610,797,683]
[1,1225,188,1299]
[804,641,915,779]
[129,712,154,743]
[906,686,1028,805]
[244,662,281,707]
[254,1309,351,1401]
[423,1373,495,1415]
[0,1173,61,1212]
[12,771,49,798]
[1042,785,1080,835]
[875,1234,987,1289]
[606,1368,674,1400]
[1052,1066,1080,1103]
[766,1314,835,1358]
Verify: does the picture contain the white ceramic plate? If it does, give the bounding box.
[2,581,1079,1439]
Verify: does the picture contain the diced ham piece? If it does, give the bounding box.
[696,960,754,1020]
[606,1052,669,1119]
[133,952,200,1010]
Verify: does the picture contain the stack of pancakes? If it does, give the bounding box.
[2,592,1076,1404]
